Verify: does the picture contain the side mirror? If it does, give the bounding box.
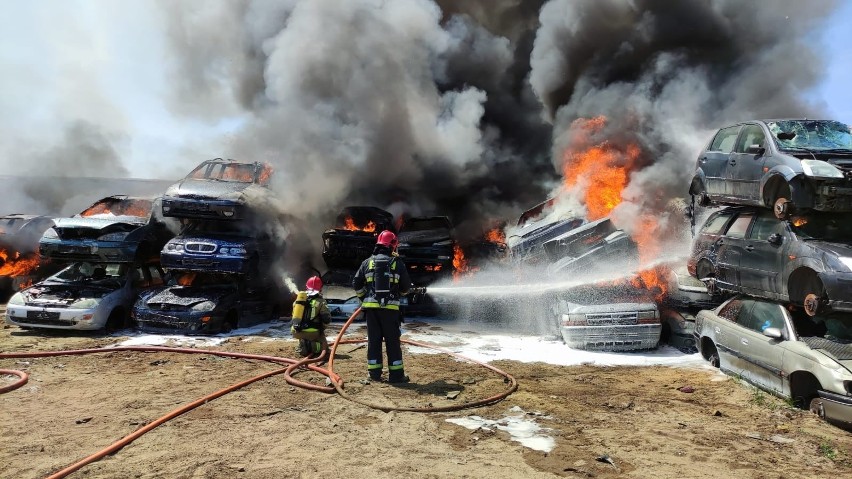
[746,144,765,155]
[763,327,783,340]
[768,233,783,246]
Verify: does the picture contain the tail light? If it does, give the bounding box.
[637,310,659,324]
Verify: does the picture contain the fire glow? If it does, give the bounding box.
[81,199,152,218]
[177,272,197,286]
[485,227,506,246]
[0,249,40,277]
[452,244,478,281]
[342,217,377,233]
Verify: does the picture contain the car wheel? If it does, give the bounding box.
[803,293,822,317]
[793,273,825,317]
[809,397,825,419]
[697,192,711,207]
[773,196,794,220]
[105,309,128,333]
[701,340,720,368]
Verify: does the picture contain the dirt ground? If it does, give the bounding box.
[2,309,851,479]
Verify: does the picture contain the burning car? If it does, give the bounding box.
[161,220,275,277]
[555,285,661,351]
[322,206,395,270]
[689,119,852,219]
[397,216,455,286]
[5,261,165,331]
[133,271,277,334]
[695,296,852,428]
[161,158,274,221]
[39,196,171,263]
[0,214,57,294]
[689,206,852,317]
[542,217,639,278]
[507,198,585,264]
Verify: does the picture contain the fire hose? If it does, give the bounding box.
[0,306,518,478]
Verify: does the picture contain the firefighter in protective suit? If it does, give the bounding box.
[353,230,412,383]
[291,276,332,358]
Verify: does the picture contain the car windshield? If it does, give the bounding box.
[789,213,852,242]
[768,120,852,151]
[188,161,271,185]
[79,198,153,218]
[52,262,126,284]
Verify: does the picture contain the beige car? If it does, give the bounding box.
[695,296,852,428]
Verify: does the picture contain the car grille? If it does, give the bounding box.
[185,242,217,253]
[26,310,61,320]
[17,316,76,327]
[585,312,638,326]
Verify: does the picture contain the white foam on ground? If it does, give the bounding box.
[113,322,283,348]
[447,407,555,452]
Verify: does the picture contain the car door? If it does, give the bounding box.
[713,298,749,374]
[702,125,741,196]
[730,300,786,394]
[728,123,768,203]
[715,212,755,292]
[739,213,786,297]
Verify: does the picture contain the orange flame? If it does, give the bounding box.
[791,216,808,227]
[485,227,506,245]
[630,215,663,264]
[177,272,197,286]
[0,249,41,277]
[342,217,377,233]
[629,264,671,301]
[452,244,480,281]
[257,163,273,186]
[81,199,152,218]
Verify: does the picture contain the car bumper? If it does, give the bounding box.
[134,309,226,334]
[561,324,661,351]
[5,305,104,330]
[817,390,852,428]
[160,252,250,274]
[161,197,246,220]
[39,240,136,262]
[819,272,852,313]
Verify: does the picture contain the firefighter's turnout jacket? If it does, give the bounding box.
[290,291,332,335]
[353,252,412,310]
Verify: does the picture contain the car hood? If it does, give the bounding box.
[398,229,452,245]
[801,337,852,365]
[54,217,147,230]
[165,178,254,201]
[805,240,852,257]
[21,281,116,303]
[323,284,357,301]
[563,302,657,314]
[142,285,234,307]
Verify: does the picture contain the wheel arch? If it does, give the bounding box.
[788,370,821,409]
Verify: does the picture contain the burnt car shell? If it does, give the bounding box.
[134,273,275,334]
[0,214,55,253]
[658,266,724,353]
[161,158,273,221]
[556,289,661,351]
[161,221,274,276]
[397,216,454,286]
[543,217,639,278]
[508,198,585,264]
[322,206,395,270]
[38,196,170,263]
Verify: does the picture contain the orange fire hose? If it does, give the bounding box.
[0,306,517,478]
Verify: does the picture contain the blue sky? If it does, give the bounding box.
[0,1,850,179]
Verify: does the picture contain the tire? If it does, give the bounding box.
[809,397,826,419]
[791,272,825,317]
[701,340,720,368]
[105,309,128,333]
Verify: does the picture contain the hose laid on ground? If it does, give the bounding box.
[0,306,517,478]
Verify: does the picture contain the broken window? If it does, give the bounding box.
[768,120,852,151]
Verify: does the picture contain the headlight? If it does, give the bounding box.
[192,301,216,312]
[826,256,852,272]
[42,228,58,240]
[801,160,844,178]
[69,298,100,309]
[166,243,184,252]
[7,292,25,306]
[97,232,129,242]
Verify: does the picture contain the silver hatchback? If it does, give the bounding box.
[695,296,852,428]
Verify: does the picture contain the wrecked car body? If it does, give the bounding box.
[689,206,852,316]
[689,119,852,219]
[322,206,395,270]
[133,272,277,334]
[555,286,661,351]
[0,214,57,293]
[695,296,852,428]
[321,269,362,321]
[658,266,723,353]
[397,216,455,286]
[161,158,274,221]
[507,198,585,264]
[161,221,275,277]
[5,261,165,331]
[39,196,171,263]
[543,217,639,278]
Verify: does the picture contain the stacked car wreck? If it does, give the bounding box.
[5,196,170,331]
[689,119,852,428]
[133,159,280,334]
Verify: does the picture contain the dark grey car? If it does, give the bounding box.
[689,119,852,219]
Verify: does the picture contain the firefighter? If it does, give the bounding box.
[353,230,412,383]
[290,276,332,359]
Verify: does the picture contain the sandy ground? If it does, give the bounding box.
[2,309,852,479]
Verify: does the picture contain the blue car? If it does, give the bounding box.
[133,271,278,334]
[39,196,172,263]
[160,221,275,276]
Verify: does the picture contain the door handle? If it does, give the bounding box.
[745,245,754,252]
[741,338,748,345]
[714,327,721,334]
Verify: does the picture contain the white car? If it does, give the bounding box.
[695,296,852,428]
[556,298,661,351]
[5,261,164,331]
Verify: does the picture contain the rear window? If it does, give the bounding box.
[709,126,740,153]
[701,213,733,235]
[725,214,754,239]
[718,298,744,322]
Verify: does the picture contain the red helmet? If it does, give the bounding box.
[306,276,323,291]
[376,230,398,248]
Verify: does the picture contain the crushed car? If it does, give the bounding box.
[689,206,852,317]
[695,296,852,429]
[507,198,585,264]
[554,285,661,351]
[39,196,172,263]
[543,217,639,278]
[161,220,275,278]
[397,216,455,286]
[5,261,165,331]
[321,206,395,270]
[658,265,723,352]
[161,158,274,221]
[689,119,852,219]
[0,214,57,294]
[133,271,277,334]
